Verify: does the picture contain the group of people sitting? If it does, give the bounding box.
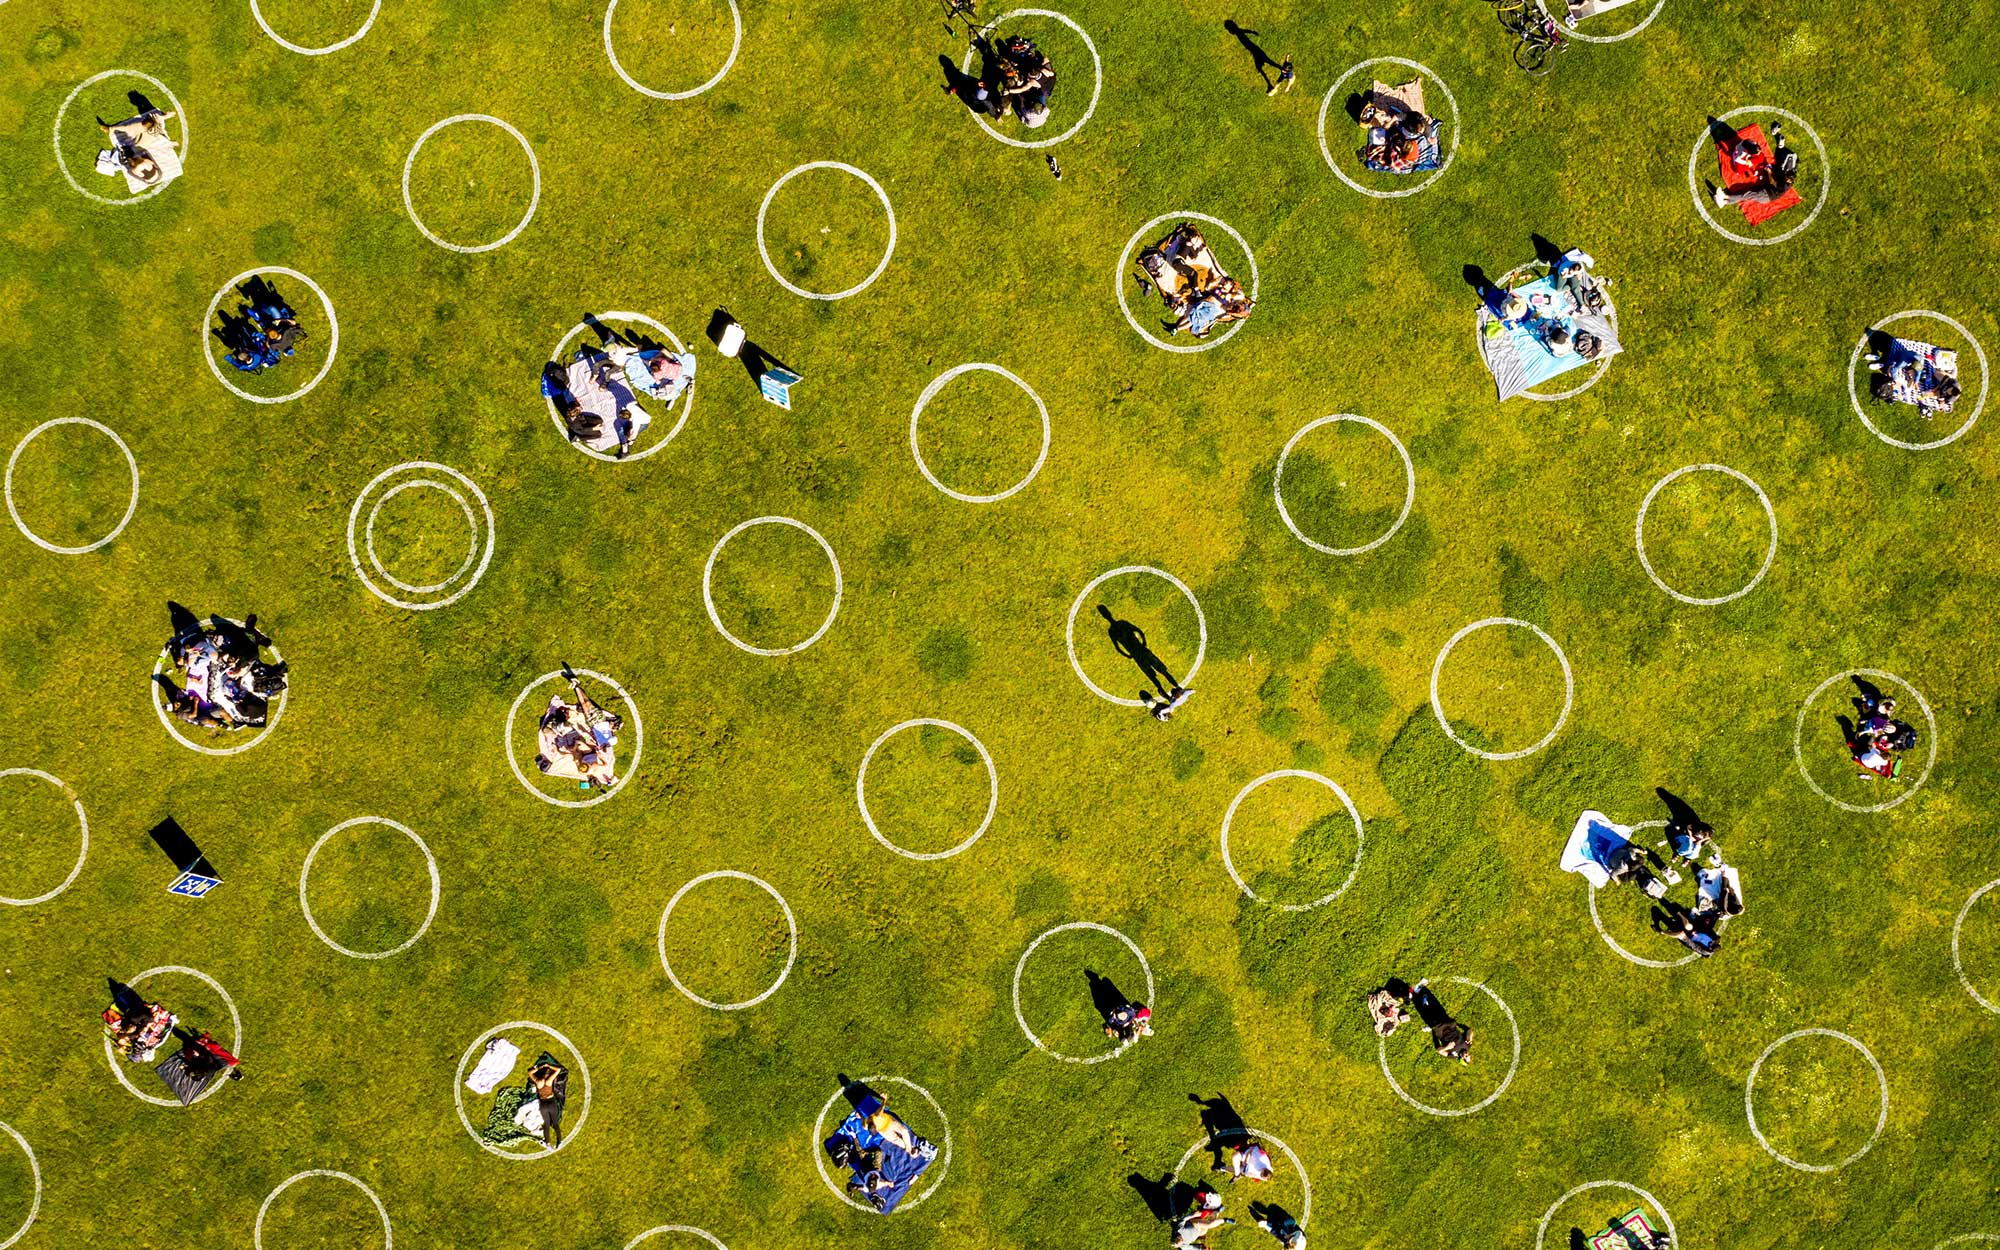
[1561,797,1746,958]
[101,978,242,1105]
[1353,78,1443,175]
[1172,1142,1304,1248]
[823,1086,941,1214]
[1368,977,1474,1062]
[951,32,1057,128]
[464,1036,569,1148]
[1863,335,1963,421]
[1709,120,1800,219]
[543,334,697,457]
[95,103,181,192]
[534,667,623,790]
[1486,248,1610,362]
[1136,223,1256,339]
[217,289,305,375]
[154,604,289,732]
[1846,682,1920,780]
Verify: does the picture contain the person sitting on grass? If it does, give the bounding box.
[1368,982,1413,1036]
[535,687,621,790]
[1215,1140,1274,1183]
[102,987,176,1062]
[1253,1203,1306,1250]
[1712,122,1797,207]
[1104,1001,1154,1044]
[1406,978,1474,1064]
[1169,276,1254,339]
[98,106,176,187]
[981,33,1056,128]
[1173,1189,1235,1248]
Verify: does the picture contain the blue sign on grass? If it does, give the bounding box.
[168,870,222,898]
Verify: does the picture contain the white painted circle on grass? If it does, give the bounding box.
[299,817,440,959]
[657,870,797,1010]
[1745,1028,1888,1173]
[702,516,843,656]
[1064,565,1207,707]
[6,418,139,555]
[1845,310,1988,451]
[1584,820,1697,969]
[452,1020,592,1160]
[1317,58,1460,199]
[54,70,189,206]
[856,718,997,861]
[1220,770,1365,912]
[1273,413,1414,556]
[1482,260,1620,402]
[1791,669,1937,813]
[1933,1238,2000,1248]
[956,10,1102,149]
[1686,107,1830,247]
[1429,618,1573,761]
[625,1228,729,1250]
[756,162,896,301]
[1951,879,2000,1014]
[604,0,742,100]
[346,461,495,611]
[255,1170,392,1249]
[1169,1128,1311,1226]
[1114,212,1260,354]
[1536,0,1668,41]
[910,363,1050,503]
[250,0,381,55]
[367,479,479,594]
[101,965,242,1108]
[503,669,645,809]
[811,1077,951,1212]
[1533,1181,1677,1250]
[0,1124,38,1250]
[200,267,341,404]
[150,619,287,757]
[1377,977,1520,1117]
[543,312,696,461]
[1634,463,1778,605]
[1011,922,1154,1063]
[401,115,541,253]
[0,769,89,907]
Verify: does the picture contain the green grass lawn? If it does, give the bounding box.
[1,0,1998,1246]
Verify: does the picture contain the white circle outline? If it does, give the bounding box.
[1273,414,1415,556]
[0,768,89,907]
[1064,565,1208,707]
[956,9,1103,150]
[1011,921,1154,1063]
[250,0,381,54]
[6,418,140,555]
[150,618,288,757]
[1114,212,1260,354]
[299,816,441,960]
[811,1077,951,1212]
[346,461,496,611]
[1744,1027,1889,1173]
[1951,879,2000,1014]
[702,516,843,656]
[1845,310,1988,451]
[503,669,645,809]
[366,479,479,594]
[100,965,242,1108]
[255,1170,392,1249]
[1933,1237,2000,1248]
[910,363,1050,503]
[856,718,998,861]
[53,70,189,206]
[400,115,542,254]
[0,1123,39,1250]
[1316,57,1461,199]
[657,870,798,1010]
[604,0,742,100]
[1685,107,1830,247]
[1791,669,1938,813]
[624,1228,728,1250]
[200,267,341,405]
[1535,0,1668,41]
[452,1020,592,1160]
[1429,618,1573,761]
[1479,260,1621,402]
[756,162,897,301]
[1634,463,1779,606]
[1169,1128,1312,1226]
[542,312,697,462]
[1533,1181,1677,1250]
[1376,977,1520,1117]
[1584,820,1699,969]
[1219,770,1365,912]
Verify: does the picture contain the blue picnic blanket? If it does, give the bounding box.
[1476,273,1623,401]
[1362,120,1442,173]
[824,1106,938,1214]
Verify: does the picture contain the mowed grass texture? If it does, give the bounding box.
[0,0,1998,1248]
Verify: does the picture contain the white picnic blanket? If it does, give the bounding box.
[1560,810,1635,889]
[99,112,182,193]
[465,1038,520,1093]
[564,355,645,453]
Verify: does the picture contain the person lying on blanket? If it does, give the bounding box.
[1713,122,1798,207]
[613,344,697,406]
[1170,277,1253,339]
[534,676,622,788]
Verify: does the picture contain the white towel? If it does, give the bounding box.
[513,1096,545,1132]
[465,1038,520,1093]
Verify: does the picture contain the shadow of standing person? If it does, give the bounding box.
[1099,603,1180,697]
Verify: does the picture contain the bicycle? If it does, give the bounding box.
[1497,3,1567,75]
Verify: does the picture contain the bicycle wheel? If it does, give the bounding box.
[1515,37,1552,74]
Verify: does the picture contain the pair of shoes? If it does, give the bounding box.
[1710,184,1730,207]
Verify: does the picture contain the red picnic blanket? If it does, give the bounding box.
[1715,123,1801,226]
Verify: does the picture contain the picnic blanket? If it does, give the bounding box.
[824,1100,939,1214]
[1875,337,1959,416]
[1358,80,1441,173]
[562,353,645,452]
[1139,228,1228,306]
[1476,273,1622,401]
[98,111,182,193]
[1363,120,1442,172]
[1560,810,1637,889]
[1715,124,1801,226]
[535,695,617,784]
[1589,1207,1661,1250]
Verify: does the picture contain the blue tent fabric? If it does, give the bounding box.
[1476,273,1622,401]
[824,1108,938,1214]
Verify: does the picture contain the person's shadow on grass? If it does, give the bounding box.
[1099,604,1180,698]
[1223,20,1281,89]
[1127,1171,1201,1223]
